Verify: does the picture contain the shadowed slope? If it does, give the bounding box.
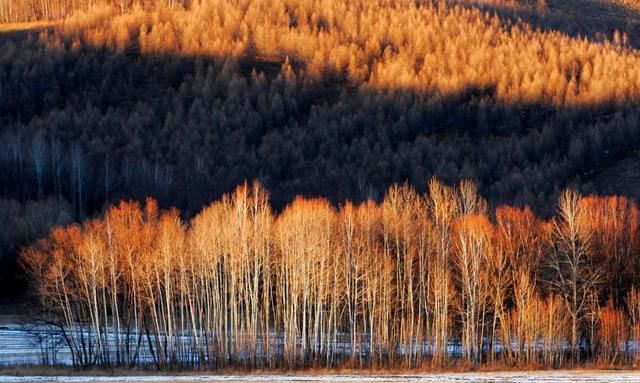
[464,0,640,47]
[2,1,640,215]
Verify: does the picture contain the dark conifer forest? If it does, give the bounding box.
[3,0,640,369]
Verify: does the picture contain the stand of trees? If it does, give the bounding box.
[21,180,640,369]
[0,1,189,23]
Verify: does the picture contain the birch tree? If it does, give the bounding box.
[547,189,600,362]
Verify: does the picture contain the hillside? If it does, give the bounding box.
[2,1,640,207]
[1,0,640,299]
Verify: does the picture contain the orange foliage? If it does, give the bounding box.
[18,0,640,110]
[20,180,640,368]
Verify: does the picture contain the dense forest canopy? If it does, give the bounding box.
[1,1,640,298]
[3,1,640,212]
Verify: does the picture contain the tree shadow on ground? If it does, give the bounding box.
[468,0,640,47]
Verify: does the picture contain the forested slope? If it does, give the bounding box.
[3,0,640,299]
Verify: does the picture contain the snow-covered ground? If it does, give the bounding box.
[0,324,470,366]
[2,372,640,383]
[3,323,640,382]
[0,324,72,365]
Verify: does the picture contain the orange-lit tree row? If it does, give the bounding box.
[0,0,184,22]
[21,180,640,368]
